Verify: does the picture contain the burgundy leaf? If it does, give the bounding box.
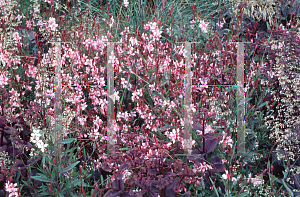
[0,118,5,128]
[4,126,18,136]
[147,169,159,175]
[149,185,160,194]
[120,163,130,171]
[7,146,20,157]
[115,173,123,180]
[192,117,199,121]
[191,148,201,155]
[14,124,23,127]
[201,108,209,113]
[122,192,143,197]
[9,137,24,145]
[202,134,216,140]
[165,188,175,197]
[103,189,123,197]
[0,145,7,152]
[192,123,203,131]
[26,142,33,149]
[166,178,178,190]
[215,181,226,194]
[200,139,218,154]
[181,191,191,197]
[12,159,26,171]
[211,155,222,164]
[187,153,206,165]
[150,180,159,185]
[295,174,300,189]
[206,139,218,153]
[187,148,206,161]
[0,135,7,145]
[209,168,217,177]
[102,165,112,172]
[214,164,226,172]
[164,172,176,177]
[208,113,217,119]
[112,179,124,190]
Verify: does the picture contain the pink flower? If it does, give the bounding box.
[247,173,262,186]
[16,14,23,22]
[78,116,87,126]
[26,20,32,29]
[198,20,209,33]
[222,170,237,182]
[0,71,8,88]
[48,17,58,31]
[152,28,162,39]
[220,131,233,148]
[13,32,21,42]
[190,20,196,29]
[33,7,39,13]
[216,19,225,28]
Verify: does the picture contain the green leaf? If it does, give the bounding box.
[70,179,81,187]
[59,161,80,174]
[21,180,29,186]
[245,97,252,103]
[245,129,254,134]
[209,177,219,197]
[39,192,51,195]
[221,68,231,73]
[119,148,130,152]
[160,80,168,87]
[151,91,166,100]
[202,33,209,39]
[60,138,76,144]
[256,101,268,110]
[31,176,55,183]
[258,124,266,129]
[36,173,49,179]
[282,179,294,197]
[266,21,271,30]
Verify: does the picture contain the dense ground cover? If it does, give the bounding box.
[1,0,300,196]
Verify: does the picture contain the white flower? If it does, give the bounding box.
[78,116,87,126]
[13,32,21,42]
[123,0,129,7]
[30,128,48,153]
[0,72,8,88]
[121,78,128,88]
[5,181,20,197]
